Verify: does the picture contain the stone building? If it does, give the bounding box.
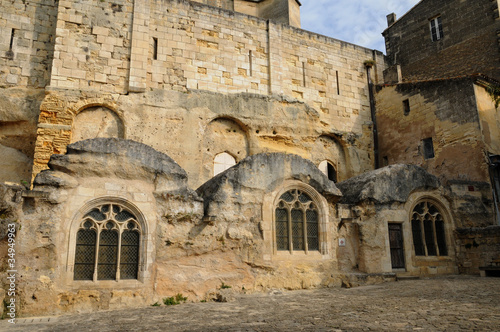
[383,0,500,82]
[378,0,500,276]
[0,0,498,317]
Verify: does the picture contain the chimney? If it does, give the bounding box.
[387,13,397,26]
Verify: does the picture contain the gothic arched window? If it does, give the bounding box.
[74,204,141,281]
[275,189,319,252]
[411,200,448,257]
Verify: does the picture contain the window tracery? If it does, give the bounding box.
[411,200,447,257]
[275,189,319,252]
[74,204,140,281]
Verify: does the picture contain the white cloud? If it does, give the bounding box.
[300,0,421,52]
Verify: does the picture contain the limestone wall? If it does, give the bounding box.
[0,0,58,183]
[30,0,382,188]
[456,226,500,275]
[474,83,500,155]
[3,140,366,317]
[376,79,496,227]
[0,0,57,88]
[337,165,458,277]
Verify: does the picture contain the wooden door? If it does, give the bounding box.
[388,223,405,269]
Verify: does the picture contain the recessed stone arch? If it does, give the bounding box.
[313,135,348,182]
[401,192,457,275]
[71,105,125,143]
[200,116,249,182]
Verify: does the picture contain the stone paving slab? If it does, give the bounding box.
[2,276,500,331]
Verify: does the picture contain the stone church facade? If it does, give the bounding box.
[0,0,499,317]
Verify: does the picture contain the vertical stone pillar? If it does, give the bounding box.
[267,21,282,95]
[129,0,151,92]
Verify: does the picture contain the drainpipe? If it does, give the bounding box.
[365,62,380,169]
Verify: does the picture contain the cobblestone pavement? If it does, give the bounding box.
[2,276,500,332]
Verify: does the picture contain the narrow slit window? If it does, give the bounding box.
[423,137,435,159]
[9,29,15,50]
[336,70,340,95]
[249,50,253,76]
[403,99,410,116]
[302,62,306,87]
[152,37,158,60]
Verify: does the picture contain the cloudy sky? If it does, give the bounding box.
[300,0,421,53]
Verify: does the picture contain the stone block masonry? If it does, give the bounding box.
[383,0,500,81]
[28,0,385,183]
[0,0,58,88]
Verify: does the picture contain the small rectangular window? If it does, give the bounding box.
[403,99,410,116]
[429,16,443,41]
[423,137,435,159]
[383,156,389,166]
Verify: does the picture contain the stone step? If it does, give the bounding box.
[396,275,420,281]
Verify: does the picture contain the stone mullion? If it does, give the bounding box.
[419,215,428,256]
[431,214,440,256]
[116,219,123,282]
[302,205,308,254]
[93,223,102,282]
[287,207,293,253]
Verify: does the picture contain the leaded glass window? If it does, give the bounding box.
[275,189,319,253]
[411,201,447,257]
[73,204,141,281]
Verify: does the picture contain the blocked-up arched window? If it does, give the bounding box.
[411,200,448,257]
[74,203,141,281]
[275,189,319,252]
[214,152,236,176]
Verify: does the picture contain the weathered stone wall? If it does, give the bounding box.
[337,165,458,277]
[26,0,382,187]
[33,89,374,189]
[383,0,500,81]
[376,79,495,227]
[0,0,58,183]
[0,89,43,183]
[456,226,500,275]
[474,82,500,155]
[4,139,376,317]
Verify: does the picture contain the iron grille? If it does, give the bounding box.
[306,209,319,251]
[298,192,312,203]
[74,229,96,280]
[275,189,321,253]
[120,230,139,279]
[98,230,118,280]
[280,190,295,202]
[116,209,135,222]
[411,201,447,257]
[275,208,288,250]
[85,208,106,221]
[291,209,303,250]
[74,203,142,281]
